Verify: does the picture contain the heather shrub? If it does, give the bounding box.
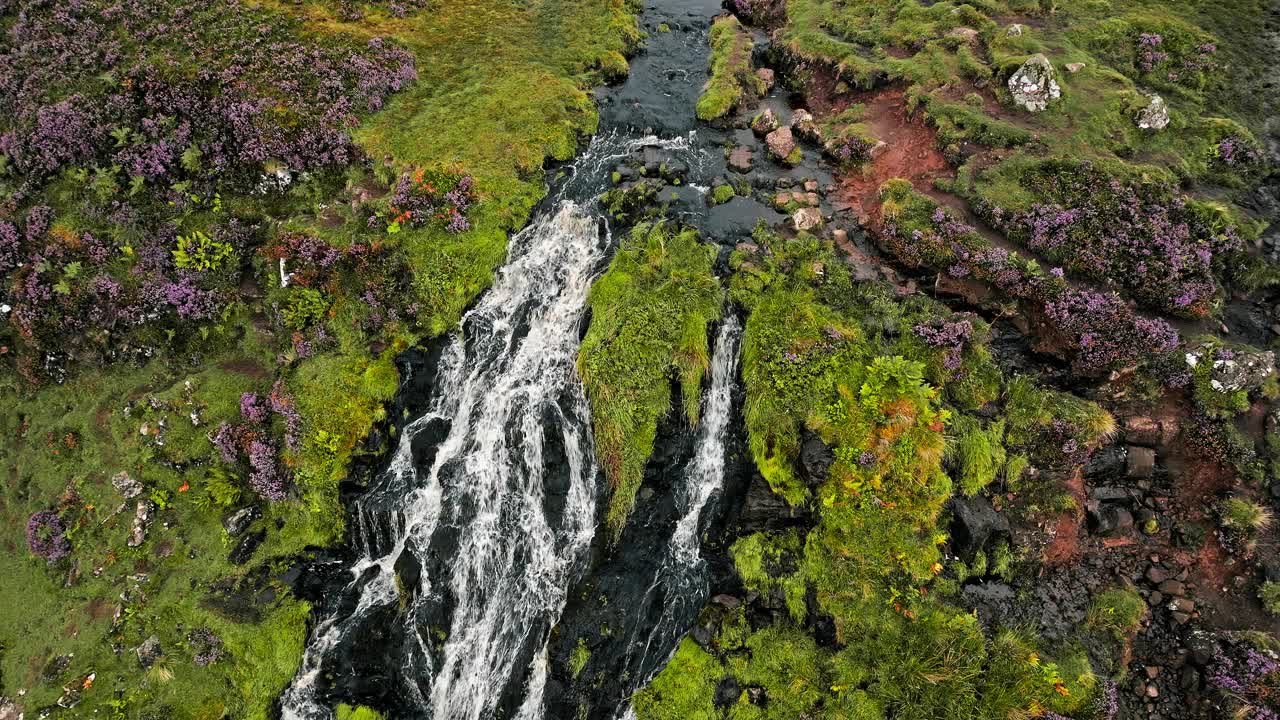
[26,509,71,563]
[979,159,1242,317]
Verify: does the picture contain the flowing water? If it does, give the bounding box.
[619,315,743,694]
[281,0,778,715]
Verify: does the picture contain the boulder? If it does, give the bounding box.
[136,635,163,669]
[127,500,152,547]
[755,68,776,91]
[751,108,779,136]
[1087,503,1134,536]
[228,528,266,565]
[765,127,797,161]
[223,506,260,537]
[948,495,1010,556]
[799,431,835,486]
[112,471,143,499]
[0,697,21,720]
[714,677,741,707]
[1006,23,1025,37]
[1211,349,1276,392]
[947,27,981,43]
[1085,445,1128,481]
[1065,62,1086,73]
[791,207,823,231]
[1135,93,1170,130]
[791,109,821,142]
[1007,54,1061,112]
[728,145,754,173]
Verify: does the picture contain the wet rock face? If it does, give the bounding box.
[799,431,835,486]
[1135,92,1170,130]
[948,495,1010,557]
[737,475,811,532]
[1007,53,1061,112]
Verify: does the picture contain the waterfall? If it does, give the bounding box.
[281,131,706,720]
[615,314,743,713]
[282,202,607,720]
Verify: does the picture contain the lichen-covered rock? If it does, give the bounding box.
[112,471,143,499]
[1210,349,1276,392]
[136,635,163,669]
[128,500,152,547]
[791,108,821,142]
[765,126,797,161]
[751,107,779,136]
[792,207,823,230]
[1007,53,1060,112]
[1135,92,1170,130]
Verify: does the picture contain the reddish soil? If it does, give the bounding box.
[1043,468,1085,566]
[829,87,955,227]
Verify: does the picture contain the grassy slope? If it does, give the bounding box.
[0,1,638,716]
[578,222,722,540]
[636,230,1116,720]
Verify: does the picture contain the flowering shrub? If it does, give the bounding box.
[1132,28,1217,88]
[26,510,71,563]
[387,169,476,234]
[981,160,1242,317]
[1043,290,1179,374]
[188,627,225,667]
[879,180,1182,376]
[208,382,304,501]
[823,132,876,168]
[0,1,416,185]
[913,317,973,372]
[1207,643,1280,718]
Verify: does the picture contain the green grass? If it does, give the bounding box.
[1087,587,1148,638]
[578,222,722,539]
[697,15,764,121]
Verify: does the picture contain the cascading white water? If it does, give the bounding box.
[616,314,743,710]
[282,201,606,720]
[281,132,705,720]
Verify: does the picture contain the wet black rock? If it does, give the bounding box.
[222,506,260,537]
[799,430,835,486]
[737,475,811,532]
[1086,445,1128,481]
[1087,503,1134,536]
[228,528,266,565]
[948,495,1010,557]
[714,676,741,707]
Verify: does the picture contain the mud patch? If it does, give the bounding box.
[827,87,954,226]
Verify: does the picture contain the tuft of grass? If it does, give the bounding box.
[578,222,722,539]
[1087,587,1148,638]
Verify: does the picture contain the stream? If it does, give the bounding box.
[279,0,790,717]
